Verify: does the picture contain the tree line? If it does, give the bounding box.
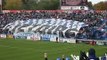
[2,0,59,10]
[2,0,107,10]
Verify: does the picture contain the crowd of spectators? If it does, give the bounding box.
[0,10,107,40]
[45,48,107,60]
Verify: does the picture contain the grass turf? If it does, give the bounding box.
[0,38,107,60]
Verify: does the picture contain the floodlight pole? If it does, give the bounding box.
[0,0,2,14]
[59,0,61,10]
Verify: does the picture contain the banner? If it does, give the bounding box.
[4,19,87,38]
[13,32,35,39]
[50,35,58,42]
[96,41,105,45]
[14,35,26,39]
[41,34,51,41]
[60,38,76,43]
[31,33,40,41]
[6,34,13,39]
[0,34,6,38]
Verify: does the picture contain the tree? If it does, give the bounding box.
[3,0,60,10]
[87,2,93,10]
[36,0,59,10]
[4,0,23,10]
[22,0,37,10]
[93,2,107,10]
[2,0,6,10]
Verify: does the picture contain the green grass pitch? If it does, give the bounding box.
[0,38,107,60]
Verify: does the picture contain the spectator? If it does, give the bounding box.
[88,48,99,60]
[0,10,107,40]
[80,51,88,60]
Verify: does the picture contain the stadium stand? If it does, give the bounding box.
[0,10,107,60]
[0,10,107,40]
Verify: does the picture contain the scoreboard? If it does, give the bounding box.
[61,0,88,6]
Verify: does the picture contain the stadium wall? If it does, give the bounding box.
[1,33,107,45]
[2,10,107,14]
[61,6,89,10]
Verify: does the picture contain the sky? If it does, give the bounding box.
[88,0,107,5]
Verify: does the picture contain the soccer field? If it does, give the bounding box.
[0,39,107,60]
